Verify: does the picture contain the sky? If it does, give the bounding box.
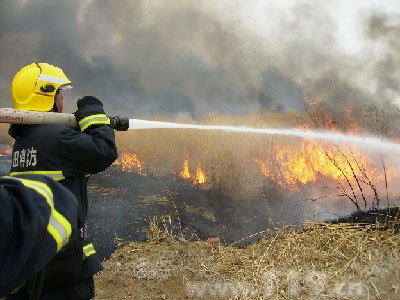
[237,0,400,54]
[0,0,399,117]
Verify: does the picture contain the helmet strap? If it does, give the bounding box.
[53,101,58,113]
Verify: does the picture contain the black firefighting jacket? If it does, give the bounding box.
[0,175,78,297]
[8,104,118,285]
[9,107,117,227]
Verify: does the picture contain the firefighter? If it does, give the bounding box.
[0,174,78,298]
[7,63,118,300]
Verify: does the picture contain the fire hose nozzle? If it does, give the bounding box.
[109,115,129,131]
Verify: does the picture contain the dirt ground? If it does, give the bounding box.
[94,221,400,300]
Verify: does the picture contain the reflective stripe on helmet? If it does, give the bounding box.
[78,114,110,132]
[37,74,70,86]
[3,176,72,252]
[10,170,65,181]
[59,84,73,90]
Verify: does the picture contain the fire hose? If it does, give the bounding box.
[0,108,129,131]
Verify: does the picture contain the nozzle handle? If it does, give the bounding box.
[109,115,129,131]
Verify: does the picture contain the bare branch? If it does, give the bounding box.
[336,145,367,210]
[324,147,360,211]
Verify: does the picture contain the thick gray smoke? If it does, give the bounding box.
[0,0,399,117]
[364,10,400,104]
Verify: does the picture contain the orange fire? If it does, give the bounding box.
[179,154,207,184]
[253,158,270,178]
[345,105,361,134]
[194,164,207,184]
[0,144,12,156]
[253,141,389,190]
[180,154,191,180]
[325,114,337,132]
[114,153,146,175]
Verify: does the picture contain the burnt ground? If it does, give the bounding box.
[86,167,400,261]
[86,166,278,261]
[0,153,302,262]
[332,206,400,232]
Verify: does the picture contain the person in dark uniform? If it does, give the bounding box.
[0,174,78,298]
[7,63,118,300]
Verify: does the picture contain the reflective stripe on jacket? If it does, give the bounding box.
[83,243,96,260]
[0,174,78,297]
[10,170,65,181]
[4,176,72,251]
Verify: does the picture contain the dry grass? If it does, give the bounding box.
[0,124,13,145]
[218,220,400,299]
[96,215,400,299]
[146,215,174,242]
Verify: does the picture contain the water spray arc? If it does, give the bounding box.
[128,119,400,154]
[0,108,399,154]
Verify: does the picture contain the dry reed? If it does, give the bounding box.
[96,216,400,299]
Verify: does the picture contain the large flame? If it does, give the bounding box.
[253,141,391,190]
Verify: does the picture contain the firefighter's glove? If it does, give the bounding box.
[77,96,103,108]
[74,96,110,132]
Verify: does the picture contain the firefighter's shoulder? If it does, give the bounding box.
[0,174,78,297]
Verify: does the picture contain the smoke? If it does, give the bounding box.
[363,10,400,103]
[0,0,399,117]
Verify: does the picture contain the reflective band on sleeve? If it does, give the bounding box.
[4,176,72,252]
[10,171,65,181]
[38,74,70,85]
[78,114,110,132]
[83,243,96,259]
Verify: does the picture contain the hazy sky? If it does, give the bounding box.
[0,0,399,116]
[236,0,400,53]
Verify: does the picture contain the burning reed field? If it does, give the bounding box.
[0,106,398,299]
[90,105,400,299]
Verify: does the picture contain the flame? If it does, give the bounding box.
[0,144,12,156]
[179,154,191,180]
[253,141,388,190]
[120,153,146,175]
[345,105,361,134]
[325,114,337,131]
[194,164,207,184]
[179,154,207,184]
[253,158,270,177]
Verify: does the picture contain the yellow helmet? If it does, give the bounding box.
[11,63,72,111]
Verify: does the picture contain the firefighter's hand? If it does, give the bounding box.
[76,96,103,109]
[74,96,109,132]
